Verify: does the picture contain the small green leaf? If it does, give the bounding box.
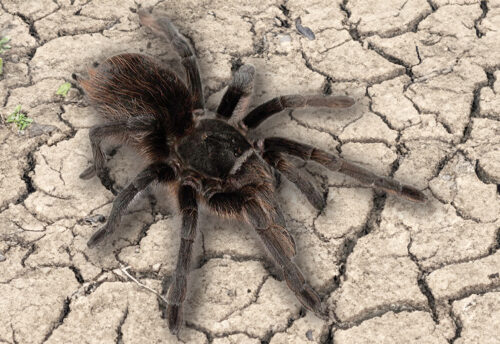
[6,105,33,131]
[20,117,33,130]
[0,37,10,54]
[56,82,72,97]
[0,58,3,75]
[6,114,16,123]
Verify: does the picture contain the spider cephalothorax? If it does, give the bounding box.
[79,10,426,334]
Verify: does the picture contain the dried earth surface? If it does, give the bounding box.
[1,0,499,343]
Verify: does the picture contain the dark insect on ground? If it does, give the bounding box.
[79,10,426,335]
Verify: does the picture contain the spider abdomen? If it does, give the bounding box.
[176,119,252,178]
[81,53,194,136]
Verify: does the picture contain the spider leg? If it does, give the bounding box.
[241,94,354,129]
[167,183,198,335]
[217,64,255,122]
[206,191,244,216]
[263,151,325,210]
[79,122,128,190]
[80,115,160,189]
[87,163,176,248]
[263,137,426,203]
[138,10,204,109]
[243,194,323,314]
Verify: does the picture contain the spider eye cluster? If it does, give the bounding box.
[177,119,251,178]
[233,147,243,156]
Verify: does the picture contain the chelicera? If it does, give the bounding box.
[79,10,425,334]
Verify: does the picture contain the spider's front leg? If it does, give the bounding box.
[241,94,354,129]
[263,151,326,210]
[243,194,324,315]
[208,186,323,316]
[87,163,176,247]
[263,137,426,202]
[167,183,199,335]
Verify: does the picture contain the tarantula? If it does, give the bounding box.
[79,11,426,334]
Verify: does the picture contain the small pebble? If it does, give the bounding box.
[306,329,314,340]
[295,17,315,40]
[279,34,292,44]
[84,214,106,224]
[0,252,6,262]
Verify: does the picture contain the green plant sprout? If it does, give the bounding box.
[56,82,72,97]
[6,105,33,131]
[0,37,11,54]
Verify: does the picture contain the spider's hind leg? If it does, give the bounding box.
[139,10,204,109]
[79,122,129,192]
[80,115,160,190]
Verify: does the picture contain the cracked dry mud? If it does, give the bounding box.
[0,0,499,343]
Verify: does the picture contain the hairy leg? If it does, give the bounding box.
[79,122,128,185]
[217,64,255,122]
[80,115,159,189]
[207,191,244,216]
[264,151,325,210]
[263,137,426,202]
[139,11,204,109]
[242,94,354,129]
[243,196,323,314]
[167,183,198,335]
[87,163,176,247]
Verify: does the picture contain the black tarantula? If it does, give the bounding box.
[79,10,426,334]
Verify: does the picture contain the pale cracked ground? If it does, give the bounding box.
[0,0,499,343]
